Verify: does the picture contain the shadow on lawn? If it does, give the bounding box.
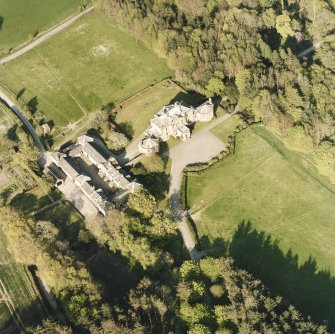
[169,91,205,107]
[230,220,335,330]
[11,192,50,216]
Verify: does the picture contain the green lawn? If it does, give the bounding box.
[211,113,243,142]
[0,11,172,126]
[188,126,335,271]
[0,229,44,329]
[10,186,52,216]
[186,126,335,326]
[0,0,87,55]
[0,104,11,135]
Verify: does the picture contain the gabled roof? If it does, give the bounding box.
[151,115,170,128]
[75,174,91,185]
[158,101,192,118]
[140,136,159,150]
[196,98,214,114]
[50,152,79,179]
[176,124,191,135]
[77,134,94,145]
[68,145,82,158]
[81,141,106,165]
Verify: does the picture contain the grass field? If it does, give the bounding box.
[0,104,11,135]
[0,11,172,126]
[188,126,335,271]
[0,0,88,55]
[211,113,243,142]
[0,229,44,329]
[186,125,335,326]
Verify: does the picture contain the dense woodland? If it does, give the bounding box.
[0,0,335,332]
[97,0,335,182]
[0,205,331,333]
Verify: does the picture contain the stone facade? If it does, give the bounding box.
[138,98,214,154]
[43,134,137,217]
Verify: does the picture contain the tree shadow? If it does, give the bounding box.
[36,202,84,244]
[284,36,313,56]
[117,121,134,140]
[6,124,18,141]
[16,88,25,100]
[10,192,50,216]
[230,220,335,330]
[261,28,281,50]
[27,96,38,115]
[86,127,103,139]
[87,250,138,303]
[138,171,170,201]
[160,141,170,161]
[169,91,205,107]
[186,214,200,243]
[0,16,4,30]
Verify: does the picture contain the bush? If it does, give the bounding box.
[127,189,156,218]
[283,126,314,154]
[209,284,225,298]
[141,153,164,173]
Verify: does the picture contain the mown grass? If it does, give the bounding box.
[186,125,335,327]
[0,11,172,126]
[0,0,87,55]
[187,126,335,274]
[211,113,243,143]
[0,104,11,135]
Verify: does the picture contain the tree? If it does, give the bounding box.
[206,77,225,96]
[175,0,206,19]
[276,14,292,39]
[141,154,165,173]
[199,257,222,282]
[86,209,122,245]
[180,302,213,325]
[59,267,103,326]
[188,323,211,334]
[27,319,72,334]
[283,126,314,154]
[11,140,40,172]
[235,70,250,94]
[180,261,201,280]
[107,130,128,151]
[127,189,156,218]
[149,212,178,238]
[210,284,225,298]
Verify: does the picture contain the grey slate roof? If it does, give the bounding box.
[50,152,79,179]
[196,98,214,114]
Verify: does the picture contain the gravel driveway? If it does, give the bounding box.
[168,113,230,260]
